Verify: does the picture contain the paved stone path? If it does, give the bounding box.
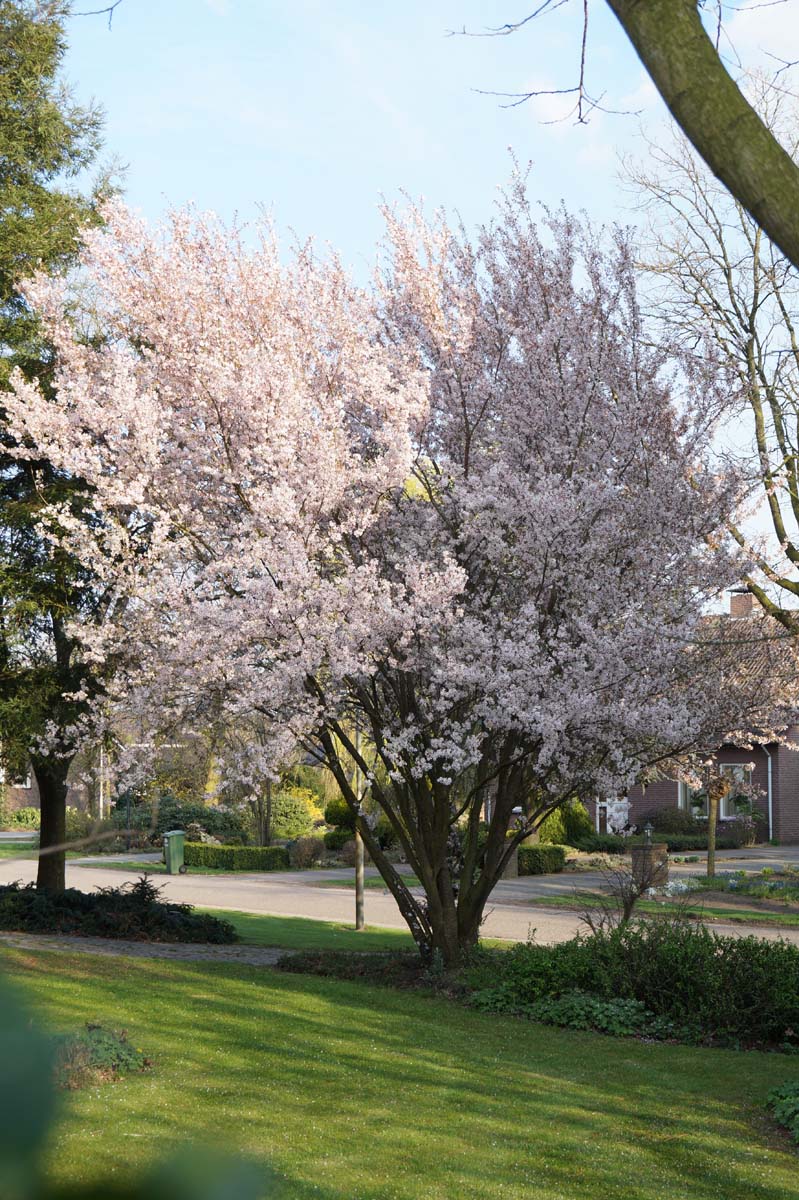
[0,931,288,966]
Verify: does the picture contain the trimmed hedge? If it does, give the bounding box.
[571,834,625,854]
[518,845,566,875]
[324,797,355,831]
[0,878,237,943]
[572,832,750,854]
[184,843,290,870]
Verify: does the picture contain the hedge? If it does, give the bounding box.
[184,843,290,870]
[518,845,566,875]
[572,832,747,854]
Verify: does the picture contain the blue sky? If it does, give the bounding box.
[63,1,666,271]
[63,2,789,271]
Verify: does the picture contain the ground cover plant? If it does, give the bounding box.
[767,1082,799,1145]
[54,1023,152,1090]
[0,878,236,943]
[4,946,799,1199]
[697,868,799,904]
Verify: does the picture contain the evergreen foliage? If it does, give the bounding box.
[0,1,112,890]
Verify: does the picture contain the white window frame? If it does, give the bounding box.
[678,767,752,821]
[0,766,31,789]
[718,764,753,820]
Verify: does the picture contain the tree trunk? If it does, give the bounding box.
[264,779,272,847]
[32,761,69,892]
[606,0,799,272]
[707,787,717,881]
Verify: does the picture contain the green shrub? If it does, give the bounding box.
[638,806,700,835]
[518,845,566,875]
[468,921,799,1048]
[767,1082,799,1143]
[537,808,566,844]
[270,787,321,840]
[10,806,40,829]
[54,1024,151,1090]
[375,813,399,850]
[324,796,355,830]
[324,828,353,852]
[562,801,594,845]
[0,877,237,943]
[537,801,593,847]
[112,797,249,844]
[184,842,290,871]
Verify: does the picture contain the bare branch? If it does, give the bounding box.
[74,1,124,30]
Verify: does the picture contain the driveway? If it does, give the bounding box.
[1,854,798,947]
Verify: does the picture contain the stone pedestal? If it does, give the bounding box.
[631,842,668,888]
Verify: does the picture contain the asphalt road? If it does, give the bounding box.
[1,854,798,946]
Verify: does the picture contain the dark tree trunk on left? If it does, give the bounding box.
[32,759,69,892]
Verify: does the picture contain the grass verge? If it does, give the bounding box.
[526,893,799,928]
[198,909,417,952]
[2,946,797,1199]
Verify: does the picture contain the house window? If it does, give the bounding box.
[678,781,706,816]
[678,767,753,820]
[0,767,31,789]
[718,764,753,819]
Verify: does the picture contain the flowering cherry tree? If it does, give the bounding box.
[8,186,796,962]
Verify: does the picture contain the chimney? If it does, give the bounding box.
[729,588,754,618]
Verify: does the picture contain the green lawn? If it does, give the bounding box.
[3,946,798,1199]
[0,840,38,858]
[73,858,256,875]
[206,909,417,952]
[314,873,420,891]
[526,893,799,929]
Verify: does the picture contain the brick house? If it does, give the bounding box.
[0,766,89,815]
[589,591,799,844]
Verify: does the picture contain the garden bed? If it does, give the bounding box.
[0,878,237,943]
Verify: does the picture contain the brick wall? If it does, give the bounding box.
[2,772,89,815]
[774,728,799,844]
[588,743,781,836]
